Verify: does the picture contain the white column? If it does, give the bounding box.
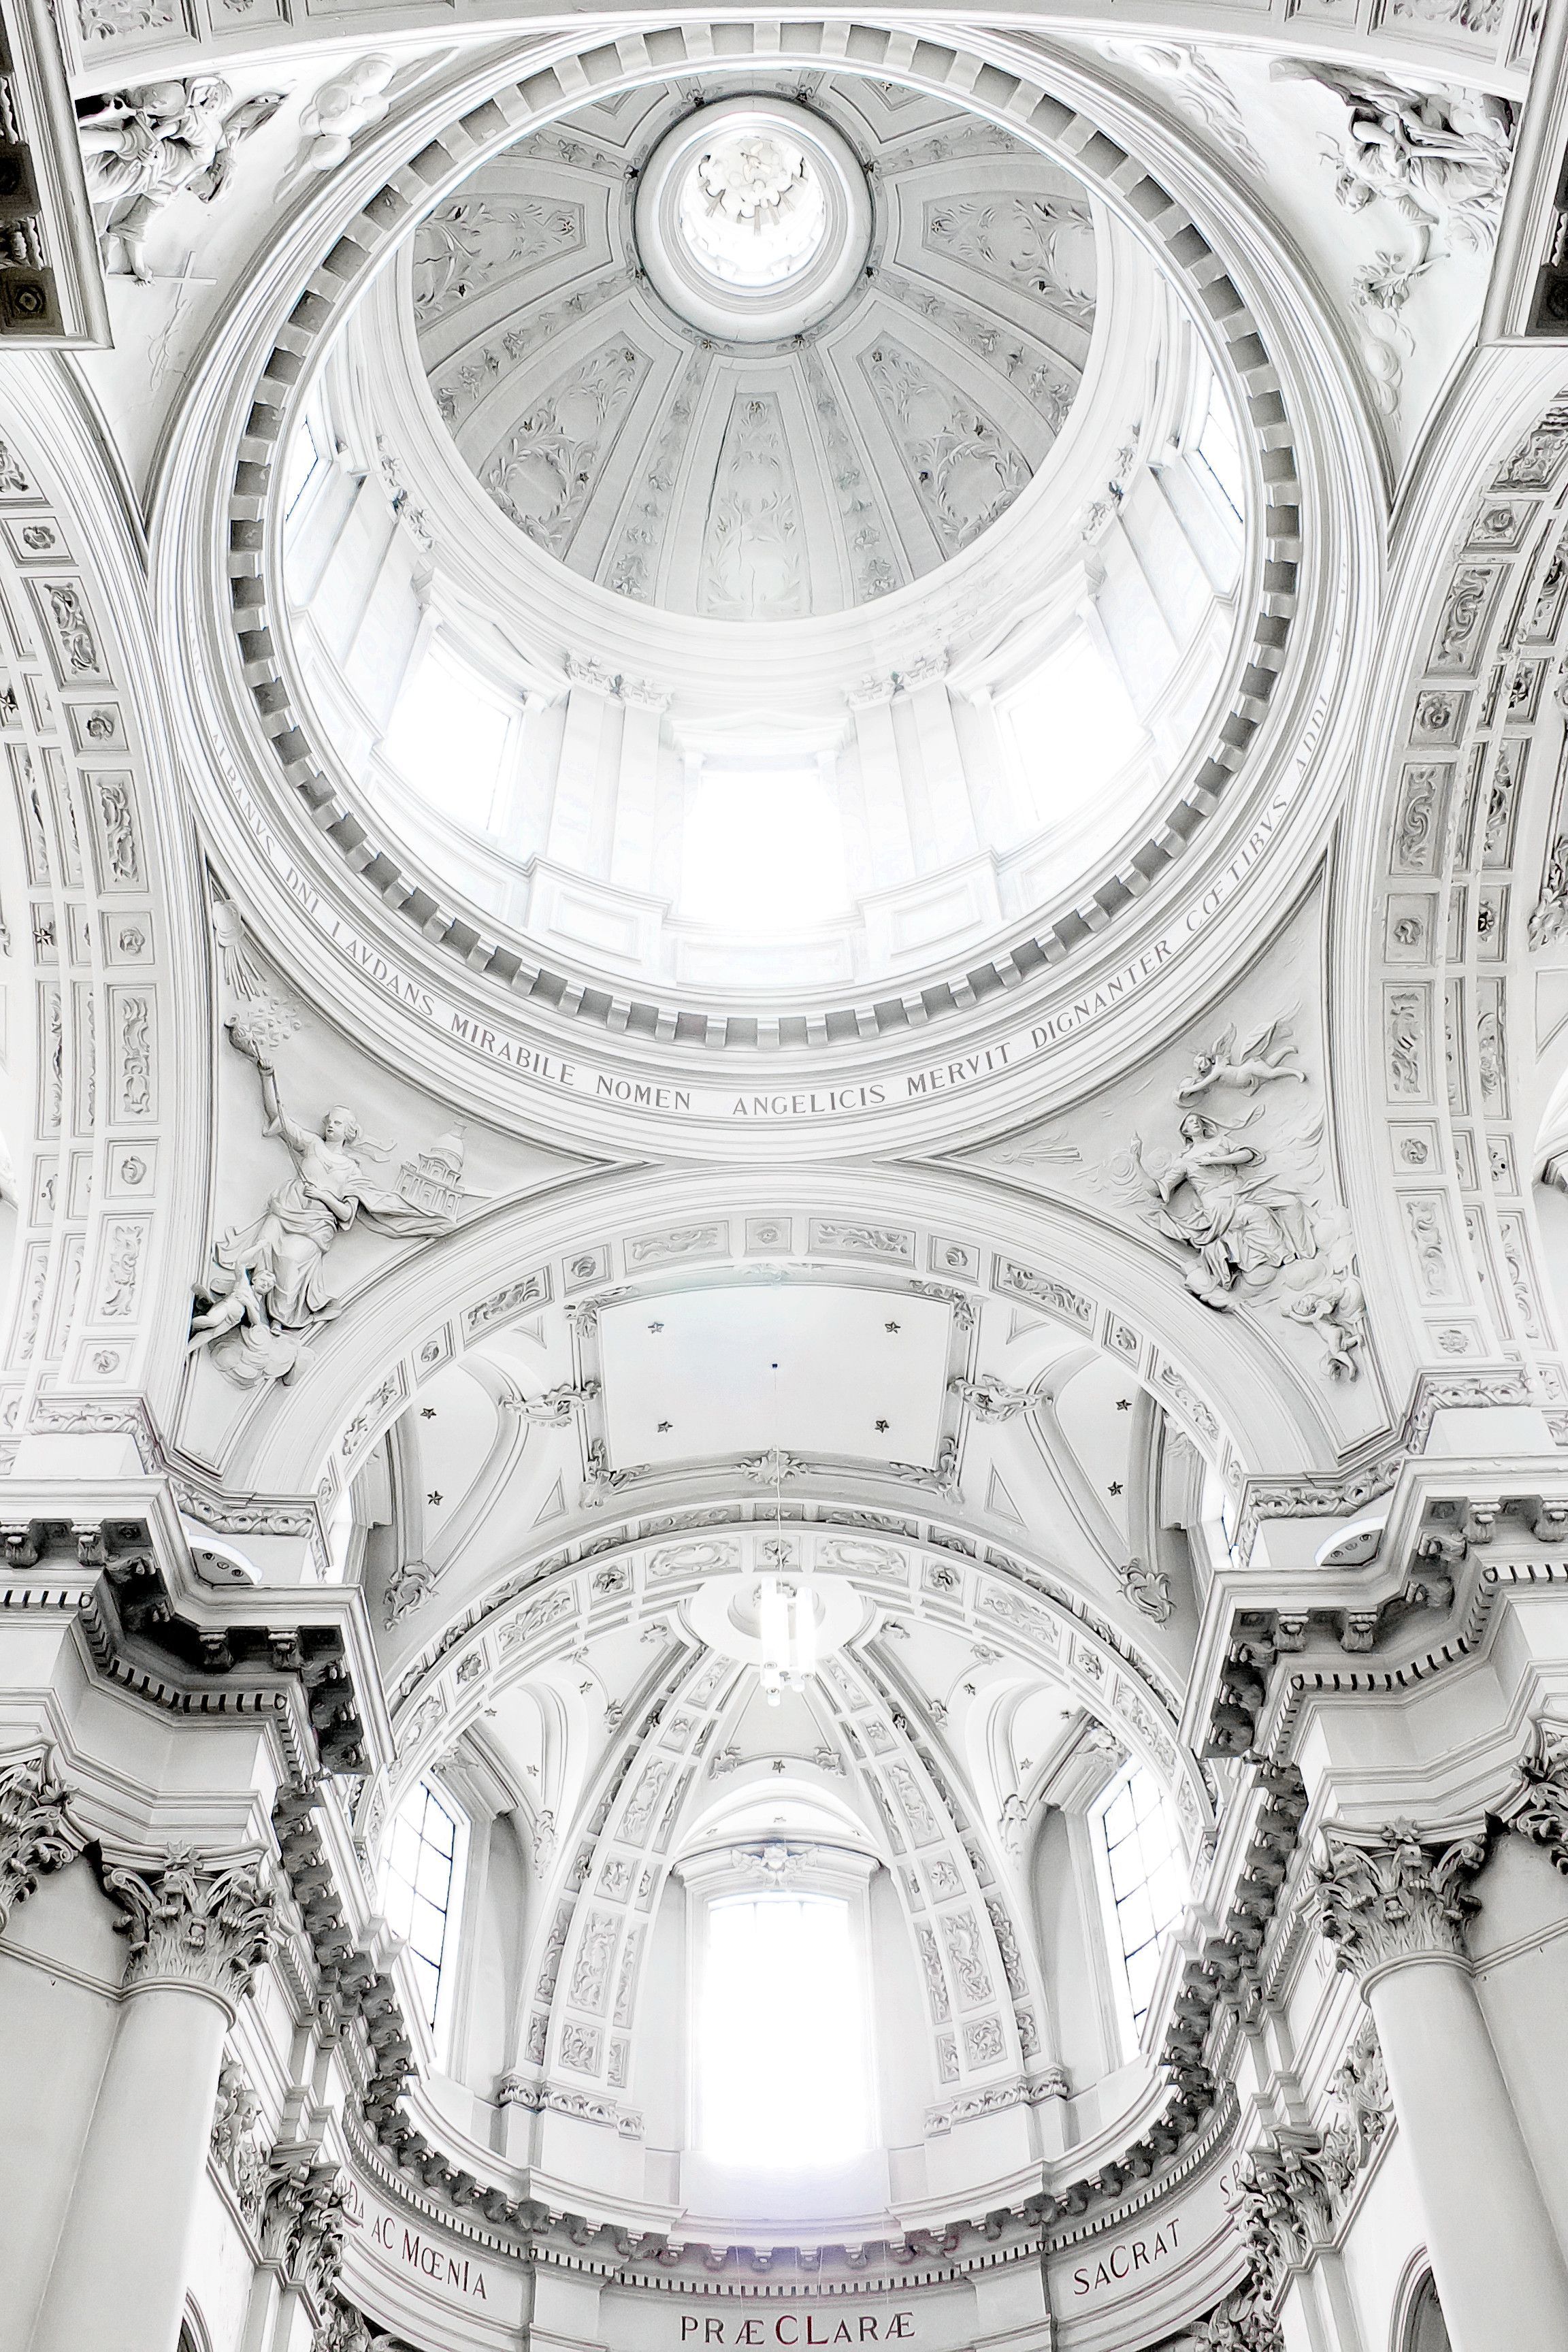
[547,657,620,877]
[845,675,914,886]
[610,679,670,894]
[904,663,979,865]
[29,1847,278,2352]
[1316,1824,1568,2352]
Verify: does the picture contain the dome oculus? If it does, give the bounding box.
[677,127,828,289]
[635,96,872,341]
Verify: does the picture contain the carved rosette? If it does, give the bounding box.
[103,1844,279,2009]
[0,1748,86,1930]
[1312,1820,1483,1985]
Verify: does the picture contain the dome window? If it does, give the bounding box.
[698,1886,870,2167]
[1092,1759,1188,2047]
[382,1778,467,2036]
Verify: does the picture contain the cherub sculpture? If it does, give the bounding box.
[1273,62,1515,258]
[1175,1019,1306,1105]
[77,78,281,281]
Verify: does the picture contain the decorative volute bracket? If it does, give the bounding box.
[1497,1722,1568,1869]
[0,1748,87,1930]
[259,2151,350,2300]
[1312,1819,1484,1989]
[101,1844,280,2014]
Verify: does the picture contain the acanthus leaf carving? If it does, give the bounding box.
[481,337,647,559]
[1312,1818,1483,1982]
[0,1747,86,1930]
[261,2154,350,2299]
[103,1844,279,2008]
[862,338,1031,555]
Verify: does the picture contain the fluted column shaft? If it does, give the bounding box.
[1316,1823,1568,2352]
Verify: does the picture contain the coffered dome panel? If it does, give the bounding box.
[410,72,1098,617]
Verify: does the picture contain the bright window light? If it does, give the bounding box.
[282,414,327,520]
[1094,1760,1188,2041]
[382,644,513,834]
[1194,372,1246,523]
[382,1780,463,2029]
[700,1893,868,2166]
[681,760,850,933]
[1004,630,1144,823]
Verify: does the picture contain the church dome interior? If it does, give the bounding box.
[276,62,1249,998]
[2,6,1567,2352]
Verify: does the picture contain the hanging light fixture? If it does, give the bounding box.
[759,1358,817,1705]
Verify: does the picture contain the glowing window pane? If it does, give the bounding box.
[382,1781,461,2027]
[681,762,849,933]
[1004,630,1143,821]
[1194,374,1246,522]
[1096,1761,1188,2038]
[382,647,512,834]
[700,1893,868,2166]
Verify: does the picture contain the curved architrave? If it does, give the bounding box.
[206,1161,1343,1501]
[0,361,214,1426]
[152,15,1380,1164]
[380,1503,1209,1829]
[1334,348,1568,1393]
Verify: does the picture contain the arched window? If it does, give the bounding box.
[1092,1759,1188,2047]
[691,1859,872,2169]
[382,1778,466,2034]
[1403,2272,1452,2352]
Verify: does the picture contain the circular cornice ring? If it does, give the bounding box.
[633,94,872,341]
[158,15,1378,1156]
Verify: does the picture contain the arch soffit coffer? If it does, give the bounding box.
[379,1509,1209,1824]
[1330,357,1568,1389]
[200,1167,1344,1497]
[154,17,1379,1154]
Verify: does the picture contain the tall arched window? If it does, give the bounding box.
[683,1846,875,2171]
[1092,1759,1188,2048]
[382,1778,466,2035]
[1403,2272,1452,2352]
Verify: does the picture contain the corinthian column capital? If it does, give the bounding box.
[0,1748,86,1930]
[1313,1818,1484,1984]
[102,1844,279,2011]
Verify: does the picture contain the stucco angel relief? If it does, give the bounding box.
[189,1017,480,1388]
[1111,1025,1368,1378]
